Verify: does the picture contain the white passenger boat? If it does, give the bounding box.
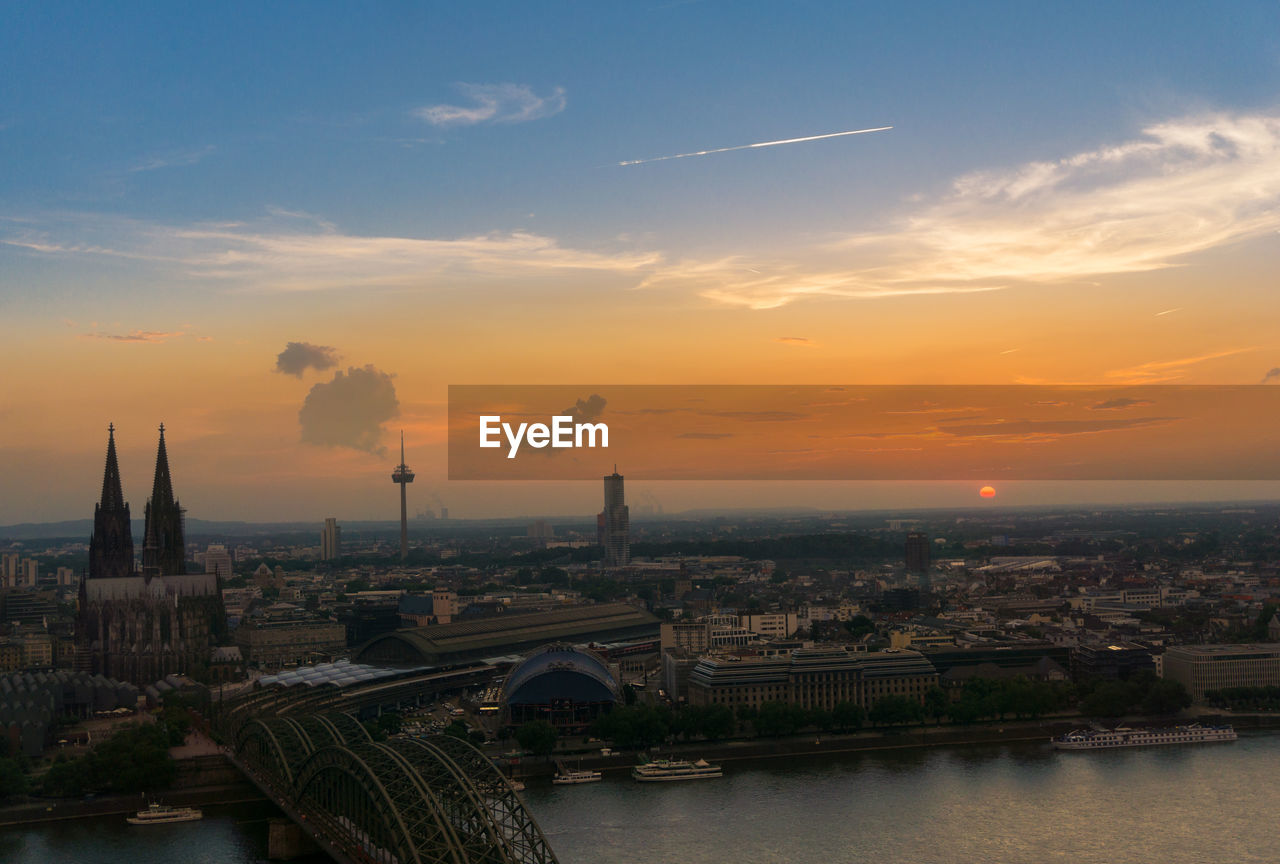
[552,767,603,784]
[631,758,722,781]
[1052,723,1236,750]
[127,802,204,824]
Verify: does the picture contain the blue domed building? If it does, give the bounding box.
[502,644,620,731]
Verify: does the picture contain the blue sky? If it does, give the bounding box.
[6,1,1278,248]
[4,2,1280,521]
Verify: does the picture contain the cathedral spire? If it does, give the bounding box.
[142,423,187,577]
[89,423,133,579]
[150,422,175,509]
[100,422,125,512]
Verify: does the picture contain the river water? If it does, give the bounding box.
[3,735,1276,863]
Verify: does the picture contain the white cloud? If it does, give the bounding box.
[2,213,659,293]
[412,83,566,127]
[643,112,1280,309]
[128,145,216,173]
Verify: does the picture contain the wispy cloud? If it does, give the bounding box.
[1089,397,1154,411]
[413,83,566,127]
[128,145,216,173]
[1103,348,1256,383]
[643,111,1280,308]
[4,213,659,293]
[1262,367,1280,384]
[775,336,815,346]
[82,329,185,343]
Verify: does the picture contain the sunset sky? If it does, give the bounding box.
[4,2,1280,523]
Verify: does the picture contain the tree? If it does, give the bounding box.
[0,758,29,803]
[868,696,923,728]
[1141,680,1192,716]
[444,720,470,741]
[832,701,865,733]
[40,723,175,797]
[924,687,949,725]
[1082,681,1131,718]
[515,720,558,757]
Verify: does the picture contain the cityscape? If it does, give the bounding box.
[5,3,1280,863]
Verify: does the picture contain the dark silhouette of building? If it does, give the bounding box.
[77,425,226,686]
[1070,642,1156,682]
[905,530,931,593]
[88,424,133,581]
[905,531,930,573]
[602,468,629,567]
[391,431,415,560]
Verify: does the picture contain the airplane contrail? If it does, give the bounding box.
[618,125,893,166]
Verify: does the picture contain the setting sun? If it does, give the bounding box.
[980,486,996,498]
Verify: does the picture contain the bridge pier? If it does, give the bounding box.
[268,818,320,860]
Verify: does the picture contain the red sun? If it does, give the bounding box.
[979,486,996,498]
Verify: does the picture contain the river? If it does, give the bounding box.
[3,734,1275,863]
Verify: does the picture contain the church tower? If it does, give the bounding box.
[142,424,187,579]
[88,424,134,579]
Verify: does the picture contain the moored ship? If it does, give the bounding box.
[552,767,603,785]
[127,803,204,824]
[632,758,723,782]
[1052,723,1236,750]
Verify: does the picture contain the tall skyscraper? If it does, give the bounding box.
[321,517,342,560]
[602,467,630,567]
[390,431,414,560]
[906,530,931,592]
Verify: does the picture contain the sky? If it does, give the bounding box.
[3,2,1280,523]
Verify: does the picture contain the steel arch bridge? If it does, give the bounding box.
[230,711,559,864]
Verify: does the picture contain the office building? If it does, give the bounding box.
[602,468,630,567]
[1163,644,1280,701]
[321,517,342,560]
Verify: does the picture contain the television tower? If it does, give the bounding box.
[391,431,415,560]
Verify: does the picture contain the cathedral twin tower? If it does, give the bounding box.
[79,424,225,686]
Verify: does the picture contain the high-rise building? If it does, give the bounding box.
[602,468,630,567]
[204,544,234,579]
[77,424,226,685]
[321,517,342,560]
[905,531,930,573]
[905,530,931,592]
[390,431,414,560]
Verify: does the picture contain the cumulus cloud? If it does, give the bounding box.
[561,394,606,423]
[275,341,340,377]
[1262,368,1280,383]
[413,83,566,127]
[299,365,399,454]
[641,111,1280,308]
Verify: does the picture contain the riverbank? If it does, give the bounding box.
[0,782,269,827]
[512,713,1280,777]
[0,752,268,827]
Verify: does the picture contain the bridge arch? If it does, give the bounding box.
[294,744,425,864]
